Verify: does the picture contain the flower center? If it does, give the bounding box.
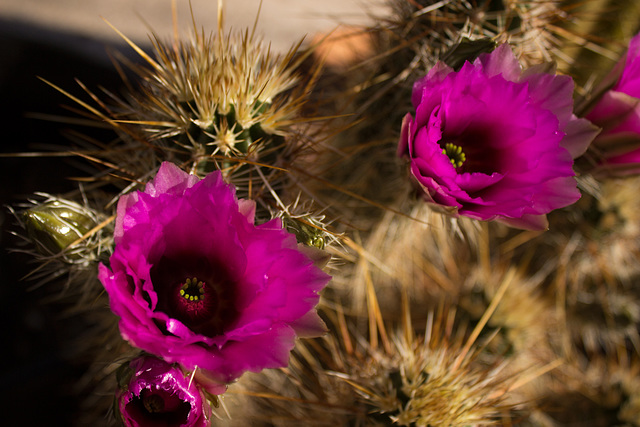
[142,394,164,413]
[172,276,216,325]
[180,277,206,302]
[442,143,466,168]
[150,255,240,337]
[127,389,192,425]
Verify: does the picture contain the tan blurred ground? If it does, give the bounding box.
[0,0,386,52]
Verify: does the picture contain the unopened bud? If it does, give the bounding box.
[283,216,326,250]
[23,200,98,256]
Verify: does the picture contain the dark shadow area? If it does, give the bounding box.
[0,18,141,425]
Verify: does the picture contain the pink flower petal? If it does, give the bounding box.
[519,72,574,128]
[288,310,328,338]
[116,355,211,427]
[100,162,331,391]
[585,32,640,177]
[474,43,521,81]
[398,43,584,228]
[412,62,453,107]
[617,32,640,97]
[145,161,200,196]
[561,116,600,158]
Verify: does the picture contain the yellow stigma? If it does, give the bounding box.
[180,277,205,302]
[442,143,466,168]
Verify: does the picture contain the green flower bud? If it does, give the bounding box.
[22,200,98,257]
[283,216,326,250]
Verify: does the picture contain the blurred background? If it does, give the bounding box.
[0,1,380,424]
[1,0,380,52]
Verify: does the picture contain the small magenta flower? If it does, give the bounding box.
[398,44,598,230]
[586,32,640,177]
[115,355,211,427]
[99,162,330,393]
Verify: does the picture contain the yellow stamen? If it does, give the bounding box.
[442,143,466,168]
[180,277,206,302]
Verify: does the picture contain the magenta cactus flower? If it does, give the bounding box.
[99,162,330,393]
[586,32,640,177]
[115,355,211,427]
[398,44,598,230]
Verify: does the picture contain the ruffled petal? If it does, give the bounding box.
[474,43,521,81]
[197,325,297,383]
[586,33,640,177]
[288,310,328,338]
[455,172,504,192]
[587,90,640,128]
[100,162,331,392]
[145,161,200,197]
[519,72,574,128]
[412,62,453,107]
[401,43,583,228]
[561,116,601,158]
[617,32,640,97]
